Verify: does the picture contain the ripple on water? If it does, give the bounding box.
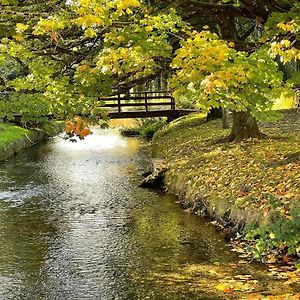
[0,127,298,300]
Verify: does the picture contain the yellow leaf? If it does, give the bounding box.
[269,232,276,240]
[116,0,141,10]
[277,22,295,32]
[215,283,234,293]
[145,26,153,32]
[284,192,294,199]
[84,28,97,38]
[14,33,24,42]
[117,35,125,42]
[94,6,104,14]
[80,0,90,7]
[281,40,291,48]
[16,23,29,33]
[120,48,128,59]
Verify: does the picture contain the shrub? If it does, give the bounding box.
[136,117,166,139]
[245,204,300,262]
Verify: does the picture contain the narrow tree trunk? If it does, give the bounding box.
[222,108,230,129]
[206,107,222,122]
[228,111,263,142]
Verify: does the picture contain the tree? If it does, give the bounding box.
[167,1,299,141]
[169,31,284,141]
[0,0,183,136]
[264,3,300,88]
[0,0,298,141]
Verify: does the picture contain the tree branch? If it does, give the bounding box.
[183,0,250,18]
[239,24,256,41]
[112,67,171,95]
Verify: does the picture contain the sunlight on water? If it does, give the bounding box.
[56,128,128,152]
[54,126,140,157]
[41,126,141,209]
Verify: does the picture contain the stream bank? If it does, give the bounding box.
[152,111,300,266]
[0,123,45,161]
[0,122,63,161]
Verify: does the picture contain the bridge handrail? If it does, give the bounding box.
[101,96,173,101]
[11,91,177,122]
[129,90,172,95]
[100,90,172,99]
[100,91,175,114]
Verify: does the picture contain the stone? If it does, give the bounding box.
[139,158,168,188]
[139,169,165,188]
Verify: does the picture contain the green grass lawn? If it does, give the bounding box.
[0,123,32,147]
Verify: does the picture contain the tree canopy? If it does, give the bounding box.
[0,0,299,140]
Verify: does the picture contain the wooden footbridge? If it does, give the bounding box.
[102,91,196,121]
[11,91,197,123]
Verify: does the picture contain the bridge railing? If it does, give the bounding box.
[100,91,175,114]
[10,91,180,122]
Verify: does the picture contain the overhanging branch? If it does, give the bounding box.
[180,0,250,18]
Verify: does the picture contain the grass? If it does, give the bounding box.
[0,123,33,147]
[152,110,300,263]
[119,117,167,139]
[0,121,62,160]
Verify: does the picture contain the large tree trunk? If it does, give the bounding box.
[206,107,222,121]
[228,111,263,142]
[218,19,262,141]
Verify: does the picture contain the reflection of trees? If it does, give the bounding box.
[130,192,235,268]
[0,197,59,298]
[126,191,239,299]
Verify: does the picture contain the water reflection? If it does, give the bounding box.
[109,119,137,128]
[0,128,298,299]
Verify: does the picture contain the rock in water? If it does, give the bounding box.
[139,159,168,188]
[139,169,165,188]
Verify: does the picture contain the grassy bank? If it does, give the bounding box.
[152,110,300,265]
[0,123,45,161]
[0,122,63,161]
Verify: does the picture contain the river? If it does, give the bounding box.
[0,127,297,299]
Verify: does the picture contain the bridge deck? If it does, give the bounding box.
[108,109,196,119]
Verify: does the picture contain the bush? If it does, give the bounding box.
[136,117,166,139]
[245,204,300,262]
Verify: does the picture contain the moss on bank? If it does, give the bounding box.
[152,111,300,263]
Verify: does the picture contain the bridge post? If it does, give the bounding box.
[171,96,176,112]
[165,96,177,123]
[117,94,121,115]
[144,92,148,114]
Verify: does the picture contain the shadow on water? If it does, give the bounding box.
[0,127,298,299]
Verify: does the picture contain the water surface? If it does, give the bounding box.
[0,128,297,299]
